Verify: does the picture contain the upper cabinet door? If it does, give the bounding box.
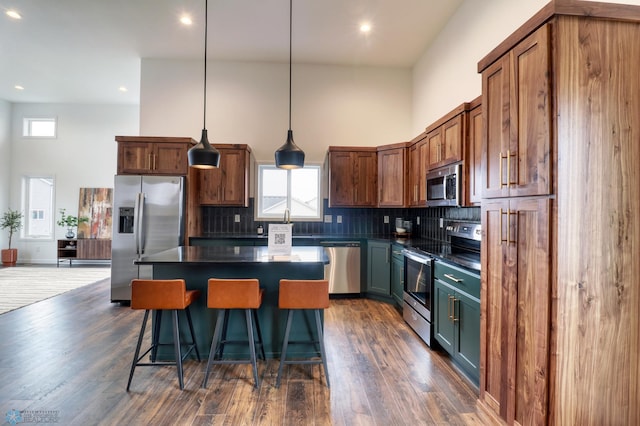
[482,24,552,199]
[116,137,194,176]
[328,148,377,207]
[378,145,406,207]
[199,145,250,206]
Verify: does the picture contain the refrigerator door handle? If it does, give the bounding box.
[134,192,145,256]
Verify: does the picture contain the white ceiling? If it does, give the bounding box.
[0,0,464,105]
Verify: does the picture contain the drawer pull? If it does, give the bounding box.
[444,273,462,283]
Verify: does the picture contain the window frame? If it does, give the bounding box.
[21,175,55,240]
[22,117,57,138]
[255,163,323,222]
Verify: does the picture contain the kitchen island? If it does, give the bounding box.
[134,245,329,359]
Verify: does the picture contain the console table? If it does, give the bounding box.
[57,239,111,267]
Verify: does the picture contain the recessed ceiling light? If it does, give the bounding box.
[6,10,22,19]
[14,85,24,90]
[118,86,128,93]
[180,14,192,25]
[360,22,371,33]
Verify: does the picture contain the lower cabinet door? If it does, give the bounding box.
[434,280,455,353]
[454,289,480,381]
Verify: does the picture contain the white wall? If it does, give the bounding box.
[8,103,138,263]
[140,59,413,162]
[412,0,640,134]
[412,0,548,134]
[0,99,11,247]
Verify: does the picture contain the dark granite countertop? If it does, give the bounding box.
[134,245,329,265]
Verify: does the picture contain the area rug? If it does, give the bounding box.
[0,266,111,314]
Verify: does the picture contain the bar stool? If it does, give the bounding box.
[202,278,265,388]
[127,279,201,391]
[276,279,330,388]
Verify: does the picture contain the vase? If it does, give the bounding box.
[66,228,75,239]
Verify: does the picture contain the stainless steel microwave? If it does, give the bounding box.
[426,162,462,207]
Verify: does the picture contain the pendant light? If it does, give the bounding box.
[275,0,305,169]
[188,0,220,169]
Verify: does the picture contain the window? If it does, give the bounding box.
[23,117,57,138]
[256,164,322,221]
[21,176,55,239]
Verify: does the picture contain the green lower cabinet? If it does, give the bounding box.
[390,245,404,307]
[366,241,391,297]
[433,261,480,384]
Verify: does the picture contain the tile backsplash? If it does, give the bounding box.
[201,199,480,241]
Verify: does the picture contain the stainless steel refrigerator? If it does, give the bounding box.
[110,175,185,302]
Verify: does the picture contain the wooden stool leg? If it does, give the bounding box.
[202,310,225,388]
[184,306,201,361]
[172,310,184,390]
[127,309,150,391]
[315,309,330,388]
[244,309,260,388]
[276,309,294,388]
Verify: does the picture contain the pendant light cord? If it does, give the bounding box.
[203,0,208,129]
[288,0,292,131]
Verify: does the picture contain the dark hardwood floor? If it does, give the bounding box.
[0,277,488,425]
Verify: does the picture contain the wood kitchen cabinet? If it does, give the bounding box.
[426,111,463,171]
[466,96,482,205]
[116,136,195,175]
[480,197,550,424]
[407,133,428,207]
[327,147,377,207]
[198,144,251,206]
[377,142,408,207]
[477,3,640,425]
[481,25,551,199]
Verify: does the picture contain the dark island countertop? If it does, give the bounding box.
[133,245,329,359]
[134,245,329,265]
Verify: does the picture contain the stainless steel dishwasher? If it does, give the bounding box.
[320,241,361,295]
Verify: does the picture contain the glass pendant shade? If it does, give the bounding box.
[275,130,304,169]
[188,129,220,169]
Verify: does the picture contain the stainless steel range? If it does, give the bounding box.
[401,221,481,347]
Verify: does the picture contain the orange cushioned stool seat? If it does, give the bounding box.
[127,279,201,391]
[276,279,330,388]
[202,278,265,388]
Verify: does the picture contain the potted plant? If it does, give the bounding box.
[57,208,89,239]
[1,208,24,267]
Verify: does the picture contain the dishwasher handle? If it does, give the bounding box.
[320,241,361,247]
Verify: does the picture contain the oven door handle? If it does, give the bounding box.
[402,249,432,264]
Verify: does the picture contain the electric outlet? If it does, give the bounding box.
[234,214,240,223]
[384,216,389,224]
[337,215,342,224]
[416,217,420,225]
[324,215,332,223]
[439,218,444,228]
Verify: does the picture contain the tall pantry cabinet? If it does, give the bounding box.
[477,2,640,425]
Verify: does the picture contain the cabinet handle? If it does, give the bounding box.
[444,273,462,283]
[447,294,453,321]
[499,208,507,245]
[508,150,517,186]
[152,154,157,170]
[147,153,153,170]
[452,297,459,322]
[508,209,517,245]
[499,151,507,188]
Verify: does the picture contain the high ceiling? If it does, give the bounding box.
[0,0,464,105]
